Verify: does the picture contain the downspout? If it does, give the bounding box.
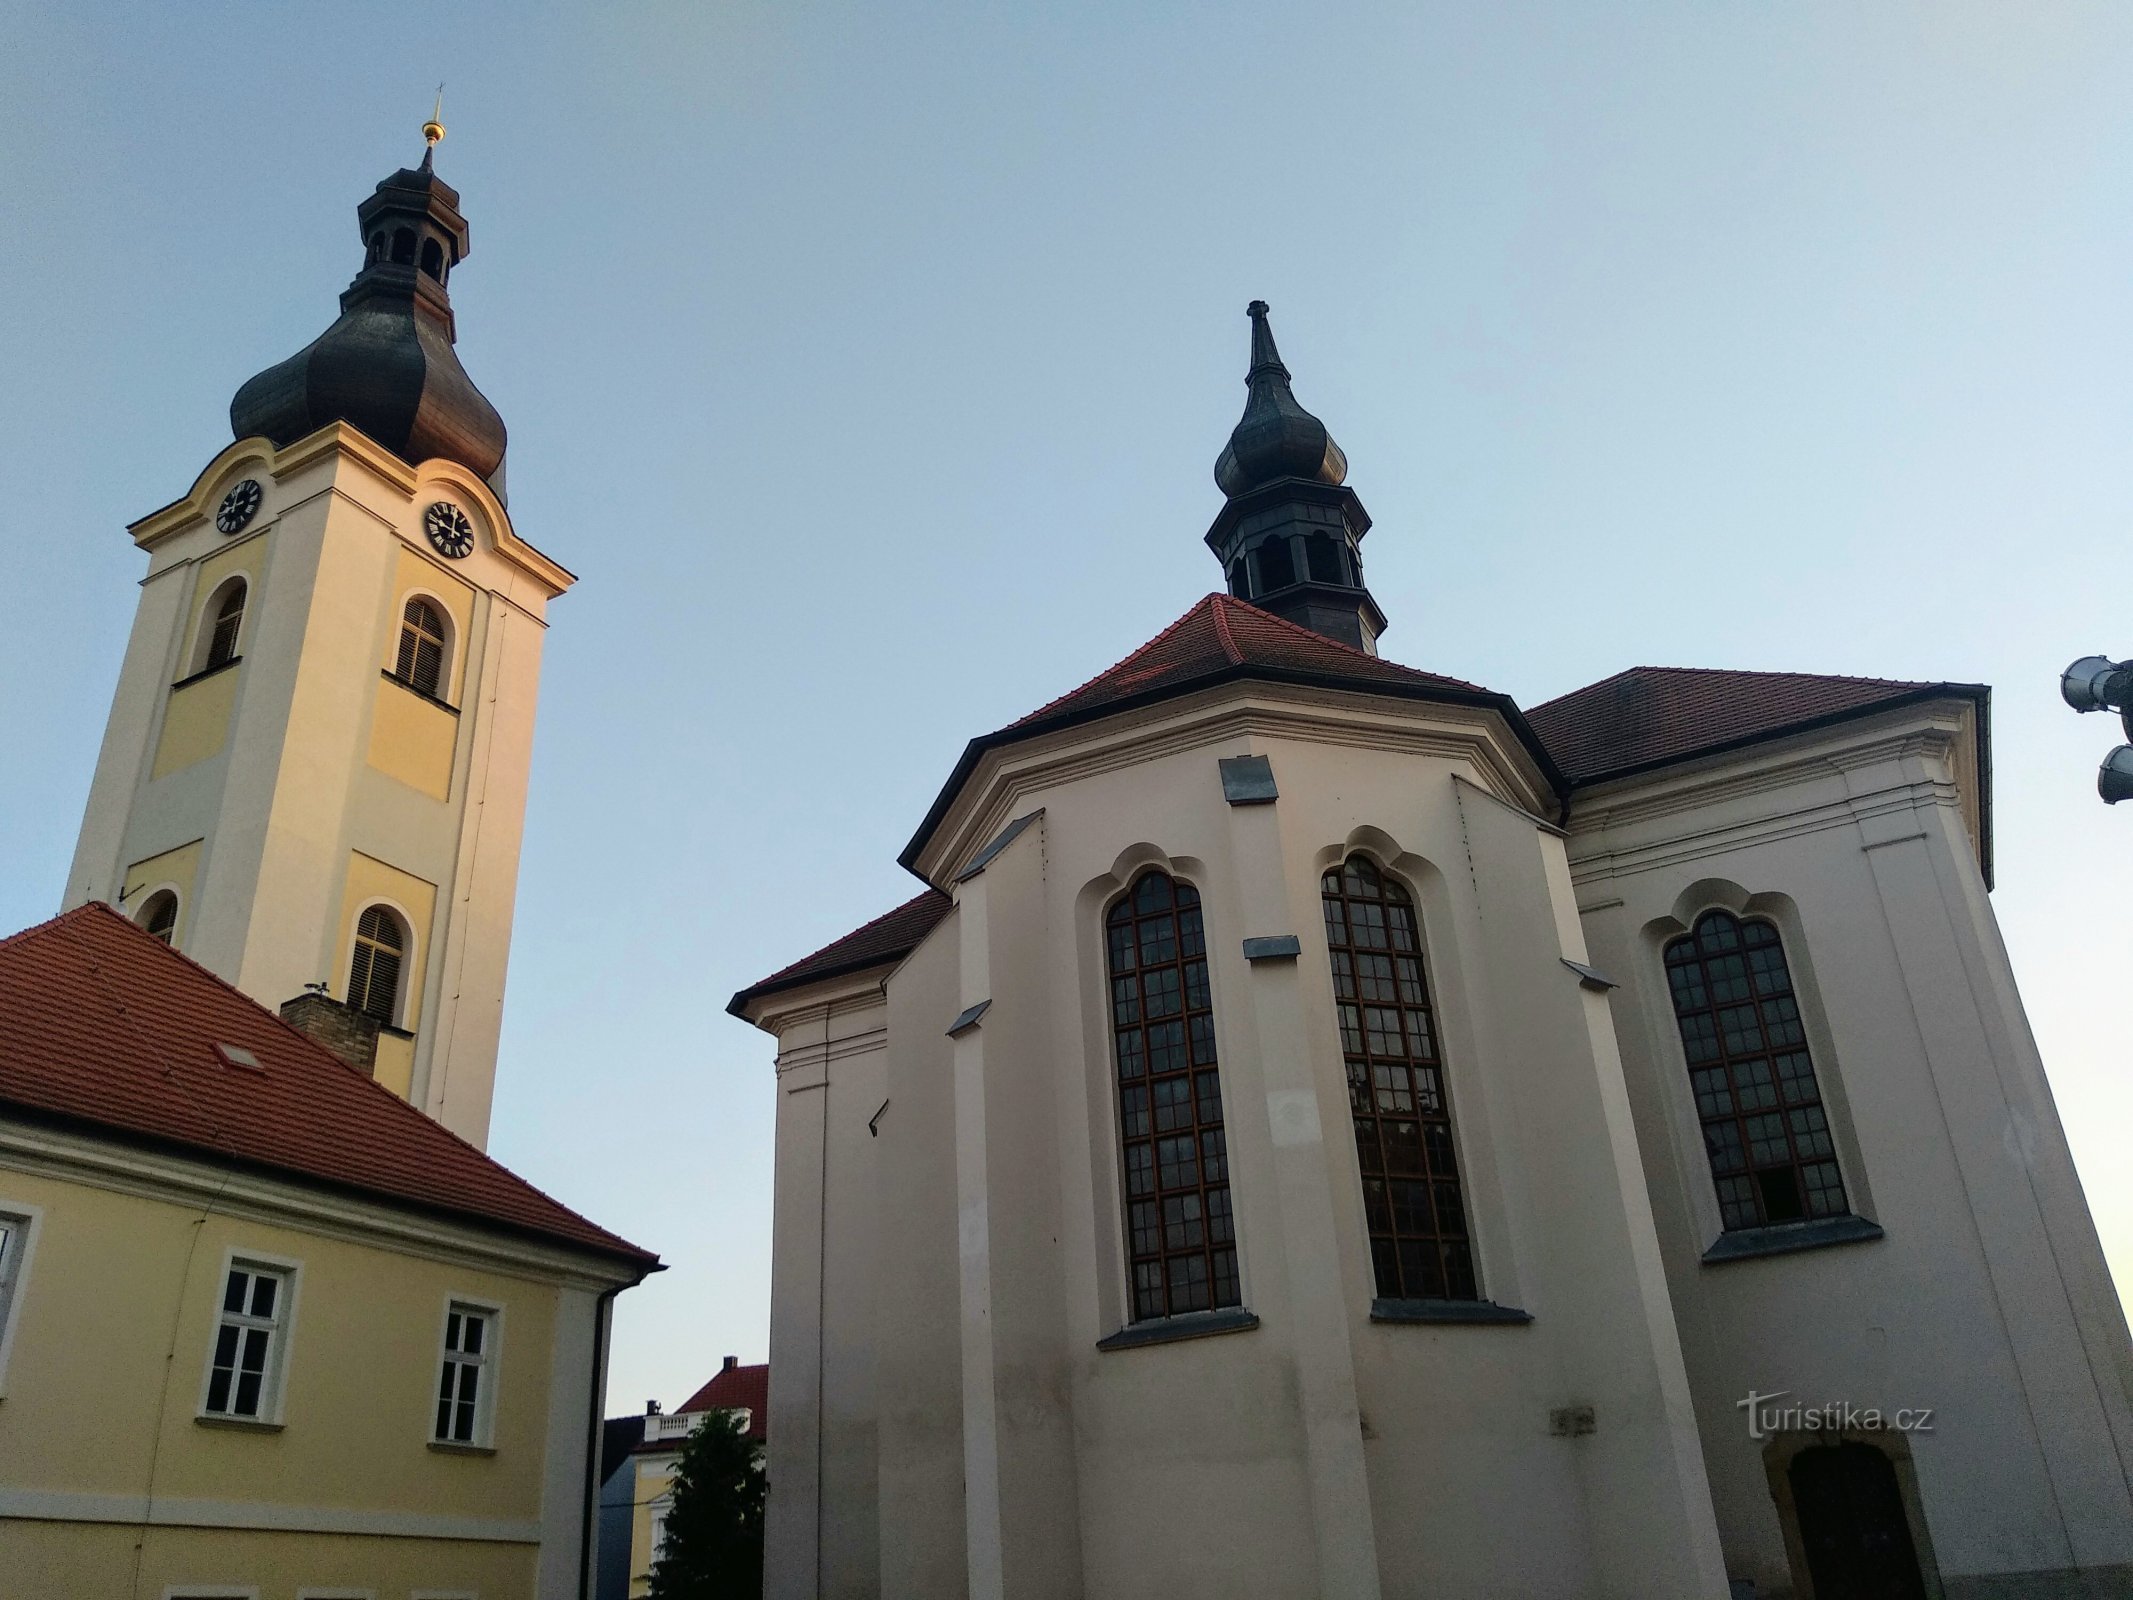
[579,1281,626,1600]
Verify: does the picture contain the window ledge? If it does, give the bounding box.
[380,668,460,716]
[1701,1214,1883,1265]
[427,1438,497,1456]
[1370,1298,1532,1326]
[171,657,242,691]
[378,1022,416,1041]
[1097,1307,1259,1352]
[195,1413,283,1433]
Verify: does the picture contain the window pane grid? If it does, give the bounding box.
[1324,856,1478,1302]
[435,1304,490,1443]
[205,1264,285,1418]
[1665,912,1848,1231]
[1108,871,1239,1322]
[204,585,246,672]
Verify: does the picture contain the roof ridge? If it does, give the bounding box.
[1009,595,1229,729]
[1209,594,1246,665]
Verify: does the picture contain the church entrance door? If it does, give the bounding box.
[1787,1439,1928,1600]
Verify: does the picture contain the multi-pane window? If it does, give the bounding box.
[203,582,246,672]
[0,1211,30,1357]
[435,1302,494,1444]
[347,907,406,1025]
[139,889,179,945]
[395,597,448,699]
[204,1261,291,1419]
[1323,856,1477,1302]
[1664,911,1849,1232]
[1106,870,1239,1321]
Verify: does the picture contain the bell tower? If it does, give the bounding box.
[64,121,570,1149]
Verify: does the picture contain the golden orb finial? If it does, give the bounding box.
[422,84,446,149]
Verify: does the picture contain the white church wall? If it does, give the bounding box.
[1571,703,2133,1596]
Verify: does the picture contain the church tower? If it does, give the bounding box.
[64,121,570,1149]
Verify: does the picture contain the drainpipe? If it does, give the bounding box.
[580,1282,626,1600]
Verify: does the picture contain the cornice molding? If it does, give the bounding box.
[0,1486,540,1545]
[0,1118,643,1291]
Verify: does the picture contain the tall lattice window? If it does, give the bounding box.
[434,1301,498,1446]
[1664,910,1848,1231]
[1323,855,1477,1302]
[348,906,407,1025]
[203,581,246,672]
[1107,870,1239,1321]
[395,597,448,698]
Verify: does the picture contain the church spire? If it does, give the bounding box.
[1204,302,1387,653]
[229,129,508,495]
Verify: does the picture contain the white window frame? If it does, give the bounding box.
[430,1295,503,1449]
[0,1200,45,1396]
[196,1248,301,1427]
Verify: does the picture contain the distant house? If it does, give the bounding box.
[626,1356,770,1596]
[0,904,659,1595]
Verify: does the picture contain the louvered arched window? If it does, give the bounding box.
[1664,911,1847,1232]
[1323,855,1477,1302]
[203,581,246,672]
[138,890,178,945]
[1107,870,1239,1321]
[395,597,448,699]
[348,906,407,1025]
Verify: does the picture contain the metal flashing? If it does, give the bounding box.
[1241,935,1302,962]
[945,1000,992,1038]
[953,810,1043,883]
[1559,957,1620,992]
[1701,1213,1884,1266]
[1219,754,1278,805]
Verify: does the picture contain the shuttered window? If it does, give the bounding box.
[347,906,406,1025]
[1665,911,1848,1232]
[395,597,448,699]
[1106,869,1240,1321]
[139,890,179,945]
[1323,855,1478,1302]
[204,583,245,671]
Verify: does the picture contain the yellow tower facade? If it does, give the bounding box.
[64,140,570,1149]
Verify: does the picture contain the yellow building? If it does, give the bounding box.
[621,1359,768,1597]
[0,902,658,1596]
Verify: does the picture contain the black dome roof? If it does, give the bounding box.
[231,149,507,491]
[1213,301,1346,499]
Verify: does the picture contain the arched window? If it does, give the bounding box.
[1305,532,1345,584]
[419,238,445,280]
[202,581,246,673]
[137,889,178,945]
[390,228,416,265]
[1664,911,1847,1232]
[1322,855,1477,1301]
[1106,870,1238,1321]
[1227,560,1250,599]
[366,232,384,265]
[1256,536,1295,592]
[347,906,407,1026]
[395,597,448,698]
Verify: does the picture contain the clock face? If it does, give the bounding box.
[424,500,475,560]
[216,479,263,535]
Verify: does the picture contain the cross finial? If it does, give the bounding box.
[422,84,446,150]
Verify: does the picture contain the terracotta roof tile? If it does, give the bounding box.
[1525,666,1965,784]
[1006,593,1480,732]
[727,890,951,1015]
[677,1361,769,1443]
[0,904,656,1265]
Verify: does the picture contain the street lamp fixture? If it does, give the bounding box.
[2060,655,2133,803]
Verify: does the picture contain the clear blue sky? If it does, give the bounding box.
[4,2,2130,1413]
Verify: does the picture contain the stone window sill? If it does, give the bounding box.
[171,657,242,691]
[1097,1307,1259,1352]
[1370,1298,1532,1326]
[427,1438,497,1456]
[1701,1214,1883,1266]
[195,1413,283,1433]
[380,668,461,716]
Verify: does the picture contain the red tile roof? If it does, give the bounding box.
[0,903,656,1267]
[727,889,951,1016]
[1524,666,1979,785]
[1007,593,1482,732]
[676,1361,769,1443]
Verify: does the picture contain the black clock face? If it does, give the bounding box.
[424,500,475,559]
[216,479,263,535]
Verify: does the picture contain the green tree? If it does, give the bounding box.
[646,1409,766,1599]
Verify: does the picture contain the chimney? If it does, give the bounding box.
[278,992,380,1077]
[647,1399,662,1416]
[723,1355,737,1373]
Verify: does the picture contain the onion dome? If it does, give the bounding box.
[230,133,507,493]
[1213,301,1347,498]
